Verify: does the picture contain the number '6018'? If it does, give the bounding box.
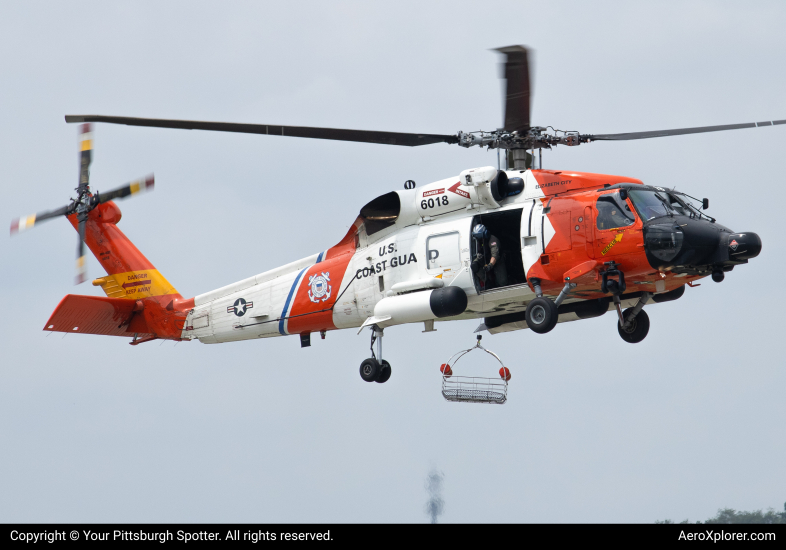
[421,196,449,209]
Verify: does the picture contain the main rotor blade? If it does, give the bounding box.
[96,175,154,203]
[496,45,531,133]
[65,115,458,147]
[586,119,786,141]
[10,205,71,235]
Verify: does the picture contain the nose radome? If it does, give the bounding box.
[727,232,762,261]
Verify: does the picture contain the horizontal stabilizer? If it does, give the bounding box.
[44,294,151,337]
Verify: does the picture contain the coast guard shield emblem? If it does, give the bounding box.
[308,272,332,303]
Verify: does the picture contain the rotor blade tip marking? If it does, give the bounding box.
[75,255,87,285]
[10,215,36,234]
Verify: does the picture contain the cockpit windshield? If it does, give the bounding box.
[629,188,708,221]
[629,189,676,221]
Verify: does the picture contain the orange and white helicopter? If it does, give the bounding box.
[11,46,769,384]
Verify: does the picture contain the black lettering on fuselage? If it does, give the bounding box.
[357,251,418,279]
[378,243,396,256]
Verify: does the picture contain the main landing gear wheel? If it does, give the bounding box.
[376,360,391,383]
[359,359,392,383]
[525,297,559,334]
[617,308,650,343]
[360,325,392,383]
[359,358,379,382]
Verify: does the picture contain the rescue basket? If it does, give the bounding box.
[440,335,509,404]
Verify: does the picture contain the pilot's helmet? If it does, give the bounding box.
[472,224,488,240]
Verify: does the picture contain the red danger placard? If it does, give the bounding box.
[422,188,445,197]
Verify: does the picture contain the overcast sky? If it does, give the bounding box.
[1,1,784,523]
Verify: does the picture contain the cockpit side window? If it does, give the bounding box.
[670,193,702,217]
[596,192,635,230]
[666,194,690,216]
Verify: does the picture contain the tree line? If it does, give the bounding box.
[657,502,786,524]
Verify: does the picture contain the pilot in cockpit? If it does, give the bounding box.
[597,194,635,230]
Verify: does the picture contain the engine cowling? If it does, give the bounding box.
[362,167,519,234]
[408,167,515,221]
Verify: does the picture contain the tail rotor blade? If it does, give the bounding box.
[97,175,155,203]
[496,45,531,133]
[10,205,71,235]
[78,124,92,193]
[75,216,87,285]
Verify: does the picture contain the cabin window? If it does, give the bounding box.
[596,192,635,230]
[426,232,461,270]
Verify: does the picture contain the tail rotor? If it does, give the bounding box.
[9,124,155,284]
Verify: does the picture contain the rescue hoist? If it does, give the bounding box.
[440,335,511,405]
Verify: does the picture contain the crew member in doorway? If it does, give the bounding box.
[471,224,508,289]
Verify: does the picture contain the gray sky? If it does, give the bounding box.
[1,0,784,522]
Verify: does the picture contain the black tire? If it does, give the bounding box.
[359,358,380,382]
[525,297,559,334]
[617,308,650,343]
[376,361,392,383]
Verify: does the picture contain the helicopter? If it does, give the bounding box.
[10,46,768,385]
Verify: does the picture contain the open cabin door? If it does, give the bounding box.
[470,208,526,292]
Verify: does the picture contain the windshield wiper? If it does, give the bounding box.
[654,193,674,217]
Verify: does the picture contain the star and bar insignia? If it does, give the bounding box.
[228,298,253,316]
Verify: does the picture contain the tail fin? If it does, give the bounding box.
[68,200,182,302]
[58,200,193,341]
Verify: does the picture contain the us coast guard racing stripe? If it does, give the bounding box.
[279,268,308,335]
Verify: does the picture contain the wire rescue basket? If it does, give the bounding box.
[441,336,509,404]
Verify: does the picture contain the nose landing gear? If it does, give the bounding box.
[359,325,392,383]
[602,262,652,344]
[616,292,651,344]
[617,307,650,343]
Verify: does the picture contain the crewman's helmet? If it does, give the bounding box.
[472,224,488,240]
